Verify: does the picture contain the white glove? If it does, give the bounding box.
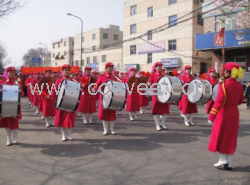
[147,82,151,86]
[46,96,50,100]
[91,88,96,93]
[208,120,213,125]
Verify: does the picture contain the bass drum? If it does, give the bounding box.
[187,78,212,104]
[212,83,219,102]
[157,76,183,104]
[102,80,127,111]
[56,79,82,113]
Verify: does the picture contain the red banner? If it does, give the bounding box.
[21,66,79,74]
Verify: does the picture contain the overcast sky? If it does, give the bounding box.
[0,0,125,68]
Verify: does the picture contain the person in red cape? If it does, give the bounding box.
[48,64,76,141]
[78,67,97,124]
[94,62,118,135]
[208,62,244,170]
[139,71,150,114]
[148,62,169,131]
[206,68,219,114]
[180,65,198,126]
[0,67,24,146]
[41,69,56,127]
[32,72,41,114]
[113,70,122,115]
[126,68,140,120]
[123,72,129,83]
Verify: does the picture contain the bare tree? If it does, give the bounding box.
[0,41,11,73]
[0,0,26,19]
[22,48,51,67]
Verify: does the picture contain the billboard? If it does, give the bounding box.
[161,58,179,68]
[87,63,99,71]
[138,41,165,54]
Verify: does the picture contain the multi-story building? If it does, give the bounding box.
[50,37,74,67]
[123,0,209,74]
[74,25,123,71]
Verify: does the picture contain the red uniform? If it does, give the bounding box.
[78,75,97,114]
[25,77,33,103]
[95,72,117,121]
[50,76,76,128]
[0,78,22,130]
[206,77,218,114]
[126,78,140,112]
[42,79,56,117]
[180,74,198,114]
[139,91,150,107]
[148,72,170,115]
[208,78,244,154]
[32,78,40,107]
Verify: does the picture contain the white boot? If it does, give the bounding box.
[103,121,108,135]
[188,114,195,126]
[183,114,190,127]
[5,128,12,146]
[67,128,73,141]
[61,128,67,141]
[153,115,161,131]
[140,107,143,114]
[214,152,228,167]
[42,115,45,120]
[89,114,93,124]
[110,122,116,135]
[160,115,168,129]
[129,112,134,121]
[12,129,18,144]
[180,111,184,118]
[35,107,39,114]
[133,112,138,120]
[45,117,51,127]
[28,101,31,105]
[226,154,232,168]
[143,106,147,114]
[83,114,88,124]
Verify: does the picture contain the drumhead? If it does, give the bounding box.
[212,83,219,102]
[56,80,66,108]
[102,81,113,109]
[157,76,172,103]
[187,79,203,104]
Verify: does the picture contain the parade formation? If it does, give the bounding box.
[0,61,245,172]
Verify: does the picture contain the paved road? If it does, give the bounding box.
[0,98,250,185]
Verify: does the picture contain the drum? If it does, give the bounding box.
[102,80,127,111]
[157,76,183,103]
[56,79,81,113]
[145,88,153,99]
[187,79,213,104]
[212,83,219,102]
[0,84,20,118]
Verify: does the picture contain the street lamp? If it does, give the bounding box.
[67,13,83,68]
[39,43,48,67]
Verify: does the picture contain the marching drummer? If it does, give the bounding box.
[78,67,96,124]
[126,68,140,120]
[206,68,219,114]
[113,70,122,115]
[180,65,198,126]
[48,64,76,141]
[0,67,24,146]
[94,62,117,135]
[208,62,244,170]
[147,62,169,131]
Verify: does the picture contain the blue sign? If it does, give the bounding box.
[196,29,250,50]
[32,58,42,63]
[161,58,179,68]
[87,63,99,71]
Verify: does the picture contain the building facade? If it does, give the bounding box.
[50,37,74,67]
[123,0,209,74]
[74,25,123,71]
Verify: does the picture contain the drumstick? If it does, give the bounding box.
[112,74,123,82]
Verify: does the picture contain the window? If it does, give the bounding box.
[87,57,90,64]
[169,15,177,27]
[53,44,55,49]
[93,56,97,63]
[76,60,79,66]
[148,7,153,17]
[114,35,118,41]
[103,33,108,39]
[92,46,96,51]
[197,13,204,26]
[148,53,152,63]
[53,53,55,58]
[58,43,60,48]
[82,37,84,42]
[102,55,106,62]
[169,0,177,5]
[130,45,136,55]
[92,33,96,40]
[236,55,246,70]
[148,30,152,40]
[131,5,137,15]
[169,40,177,50]
[55,62,57,66]
[103,45,108,49]
[215,13,237,32]
[130,24,137,34]
[64,41,66,46]
[200,63,207,74]
[64,51,66,56]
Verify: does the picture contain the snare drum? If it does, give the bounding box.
[0,84,20,118]
[212,83,219,102]
[102,80,127,111]
[157,76,183,103]
[56,79,81,113]
[187,79,213,104]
